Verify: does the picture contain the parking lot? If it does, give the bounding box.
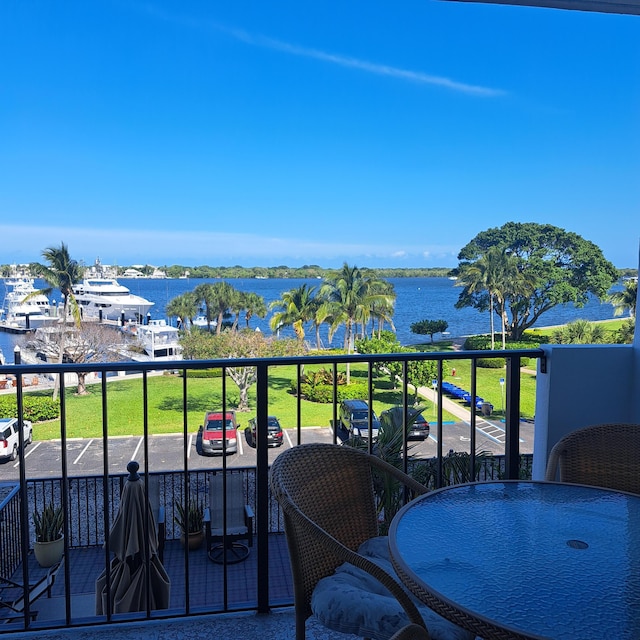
[0,418,534,480]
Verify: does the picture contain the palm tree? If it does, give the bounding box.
[29,243,84,399]
[320,264,392,352]
[242,292,267,329]
[492,250,535,350]
[310,296,329,349]
[368,280,396,338]
[457,247,527,350]
[229,289,245,331]
[166,291,199,330]
[194,282,236,334]
[269,284,317,342]
[609,279,637,318]
[550,319,607,344]
[456,253,497,349]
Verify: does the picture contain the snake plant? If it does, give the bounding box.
[174,499,204,534]
[33,503,64,542]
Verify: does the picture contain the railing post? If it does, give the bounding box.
[255,362,270,614]
[15,348,32,627]
[504,356,522,480]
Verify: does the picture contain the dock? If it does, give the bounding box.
[0,322,36,334]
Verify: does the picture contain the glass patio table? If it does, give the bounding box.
[389,481,640,640]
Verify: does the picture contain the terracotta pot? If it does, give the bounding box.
[180,530,204,550]
[34,535,64,567]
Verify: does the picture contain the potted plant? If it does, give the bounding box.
[33,502,64,567]
[174,499,204,549]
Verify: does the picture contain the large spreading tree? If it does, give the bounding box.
[24,323,126,395]
[455,222,619,341]
[180,329,305,411]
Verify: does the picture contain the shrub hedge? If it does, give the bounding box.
[476,357,506,368]
[463,334,546,351]
[0,395,60,422]
[180,369,223,378]
[295,381,369,404]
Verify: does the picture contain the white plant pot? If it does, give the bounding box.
[34,536,64,567]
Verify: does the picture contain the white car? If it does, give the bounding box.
[0,417,33,461]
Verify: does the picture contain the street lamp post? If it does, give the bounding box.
[499,377,505,415]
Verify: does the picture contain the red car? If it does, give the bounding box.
[199,411,239,455]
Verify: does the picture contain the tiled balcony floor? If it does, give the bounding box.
[5,608,352,640]
[2,533,295,632]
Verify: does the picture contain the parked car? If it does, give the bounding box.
[199,411,239,455]
[406,407,430,440]
[0,417,33,461]
[338,399,380,441]
[379,406,430,440]
[248,416,284,447]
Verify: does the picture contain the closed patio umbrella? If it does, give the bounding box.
[96,461,170,614]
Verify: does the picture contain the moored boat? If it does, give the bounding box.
[133,320,183,361]
[73,277,154,322]
[1,277,53,329]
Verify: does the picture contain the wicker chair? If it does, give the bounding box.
[270,443,465,640]
[545,423,640,494]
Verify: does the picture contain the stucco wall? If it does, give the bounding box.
[533,244,640,480]
[532,343,637,480]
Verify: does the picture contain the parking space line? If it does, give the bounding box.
[237,430,244,456]
[284,429,294,448]
[130,436,144,462]
[13,441,42,468]
[187,433,193,459]
[73,439,94,465]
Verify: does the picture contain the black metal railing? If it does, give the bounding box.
[0,347,542,632]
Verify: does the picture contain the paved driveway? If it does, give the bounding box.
[0,418,533,480]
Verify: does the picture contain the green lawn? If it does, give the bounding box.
[442,361,536,420]
[525,317,627,341]
[27,351,535,440]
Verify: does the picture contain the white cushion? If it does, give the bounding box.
[311,537,474,640]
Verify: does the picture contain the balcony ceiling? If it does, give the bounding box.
[442,0,640,15]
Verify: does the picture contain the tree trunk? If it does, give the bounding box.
[52,298,70,401]
[238,384,249,411]
[345,320,353,385]
[489,294,496,350]
[76,372,88,395]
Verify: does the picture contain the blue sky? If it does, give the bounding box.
[1,1,639,269]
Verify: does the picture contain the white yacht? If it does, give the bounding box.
[133,320,183,361]
[1,278,52,328]
[73,277,154,322]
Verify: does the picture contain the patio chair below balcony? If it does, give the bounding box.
[269,443,474,640]
[545,422,640,494]
[0,559,62,622]
[204,472,254,564]
[145,474,166,562]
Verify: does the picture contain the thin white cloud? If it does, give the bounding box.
[0,225,459,267]
[141,5,505,98]
[250,35,505,97]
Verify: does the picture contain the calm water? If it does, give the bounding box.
[0,276,621,361]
